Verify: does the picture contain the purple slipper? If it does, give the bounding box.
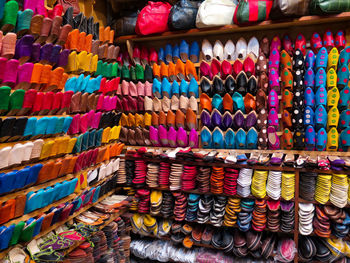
[177,127,188,147]
[49,45,62,65]
[189,128,198,148]
[245,111,257,130]
[200,110,211,128]
[40,43,53,64]
[168,126,177,148]
[233,110,245,130]
[15,34,34,63]
[150,126,161,146]
[57,49,70,68]
[280,201,294,212]
[159,125,169,146]
[31,43,41,62]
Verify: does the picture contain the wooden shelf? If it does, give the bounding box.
[116,13,350,43]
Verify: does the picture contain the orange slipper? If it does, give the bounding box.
[160,62,169,79]
[85,34,93,53]
[30,63,44,89]
[168,62,176,81]
[185,60,198,81]
[153,63,161,80]
[176,59,185,80]
[47,67,64,91]
[78,31,86,52]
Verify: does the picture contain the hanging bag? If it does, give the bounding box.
[309,0,350,15]
[271,0,311,19]
[234,0,273,25]
[168,0,199,30]
[135,1,172,35]
[196,0,237,28]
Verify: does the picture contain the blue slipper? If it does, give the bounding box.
[81,132,89,151]
[316,128,327,151]
[75,74,85,92]
[316,47,328,70]
[304,68,315,89]
[200,127,212,149]
[158,47,165,63]
[224,128,235,149]
[45,116,58,135]
[179,79,188,97]
[64,77,77,93]
[212,127,224,149]
[232,92,245,112]
[23,117,37,138]
[305,50,315,69]
[16,9,33,35]
[88,129,96,148]
[340,127,350,149]
[15,167,29,189]
[304,87,315,108]
[32,216,44,237]
[338,46,350,68]
[235,128,246,149]
[315,68,326,89]
[10,170,21,190]
[188,77,199,98]
[305,125,316,151]
[165,44,172,63]
[86,75,102,93]
[173,44,180,61]
[0,171,16,194]
[153,78,162,98]
[42,187,55,207]
[0,0,6,20]
[92,186,101,203]
[171,81,180,97]
[62,116,73,134]
[161,78,171,98]
[51,207,64,225]
[95,128,103,147]
[315,105,327,130]
[0,224,15,250]
[180,40,189,62]
[26,164,43,186]
[33,117,49,137]
[25,190,43,214]
[246,127,258,149]
[212,94,223,111]
[339,86,350,111]
[73,134,83,153]
[189,41,200,63]
[339,110,350,130]
[337,65,349,89]
[315,86,327,107]
[54,117,65,134]
[304,106,315,126]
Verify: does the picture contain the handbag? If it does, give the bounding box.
[135,1,172,35]
[196,0,237,28]
[58,0,80,16]
[115,12,138,36]
[234,0,273,25]
[309,0,350,15]
[271,0,311,19]
[169,0,200,30]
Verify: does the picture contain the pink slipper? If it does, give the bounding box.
[268,126,280,150]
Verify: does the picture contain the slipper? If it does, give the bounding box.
[235,128,246,149]
[16,9,34,37]
[47,16,63,44]
[17,63,34,91]
[1,32,16,58]
[3,59,19,88]
[7,89,25,116]
[316,128,327,151]
[1,0,18,33]
[0,86,11,114]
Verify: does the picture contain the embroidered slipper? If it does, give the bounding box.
[1,0,18,33]
[16,9,34,37]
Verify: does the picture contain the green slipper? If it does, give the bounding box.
[94,60,103,77]
[9,221,24,246]
[136,64,145,81]
[1,0,19,33]
[116,63,122,78]
[19,218,36,242]
[106,63,113,79]
[0,86,11,114]
[121,65,130,80]
[101,62,108,78]
[111,63,119,78]
[8,89,25,116]
[130,66,136,82]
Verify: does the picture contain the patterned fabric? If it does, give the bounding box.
[309,0,350,15]
[234,0,273,24]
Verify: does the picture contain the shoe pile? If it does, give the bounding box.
[169,163,183,191]
[181,165,197,191]
[135,189,150,214]
[267,200,281,232]
[223,168,239,195]
[197,166,211,193]
[266,170,281,200]
[146,163,159,188]
[251,170,268,198]
[298,203,315,235]
[125,160,135,186]
[209,196,227,227]
[159,162,170,188]
[173,192,187,221]
[237,199,254,232]
[314,174,332,204]
[252,199,267,232]
[223,197,240,227]
[330,173,349,208]
[186,194,200,222]
[197,195,213,224]
[281,172,295,201]
[210,166,224,194]
[299,172,317,201]
[66,242,94,263]
[150,190,162,216]
[237,168,253,197]
[92,231,108,261]
[160,192,174,218]
[313,206,331,238]
[132,159,147,187]
[280,201,295,233]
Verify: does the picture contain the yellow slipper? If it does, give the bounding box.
[120,113,129,127]
[327,127,339,151]
[66,51,78,73]
[128,113,136,127]
[135,113,144,127]
[144,112,152,126]
[327,87,340,109]
[326,68,337,89]
[327,106,340,128]
[327,47,339,71]
[39,140,54,160]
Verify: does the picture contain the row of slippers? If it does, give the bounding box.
[0,124,123,170]
[0,142,123,198]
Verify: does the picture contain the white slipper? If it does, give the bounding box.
[22,142,34,162]
[8,143,25,166]
[247,36,259,60]
[213,40,224,61]
[236,37,247,60]
[202,39,213,61]
[30,139,44,160]
[0,146,11,169]
[224,40,235,60]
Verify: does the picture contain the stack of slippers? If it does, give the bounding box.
[267,200,281,232]
[136,189,150,214]
[298,236,317,262]
[313,206,331,238]
[252,199,267,232]
[315,174,332,204]
[330,173,349,208]
[210,195,227,227]
[237,168,253,198]
[186,194,200,222]
[246,230,262,253]
[181,165,197,191]
[299,172,317,201]
[299,203,315,236]
[210,166,224,194]
[280,201,295,233]
[281,172,295,201]
[266,171,281,200]
[160,192,174,218]
[67,242,94,263]
[159,162,170,188]
[92,231,108,261]
[146,163,159,188]
[224,168,239,195]
[237,199,254,232]
[125,160,135,186]
[197,166,211,193]
[260,234,277,259]
[143,214,158,236]
[117,159,126,185]
[275,238,296,263]
[323,205,348,238]
[132,160,147,187]
[197,195,213,224]
[251,170,268,198]
[173,192,187,221]
[150,190,162,216]
[169,163,183,191]
[223,197,240,227]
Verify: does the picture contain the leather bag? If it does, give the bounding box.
[169,0,200,30]
[196,0,237,28]
[309,0,350,15]
[58,0,80,16]
[271,0,311,19]
[135,1,172,35]
[234,0,273,25]
[115,12,138,36]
